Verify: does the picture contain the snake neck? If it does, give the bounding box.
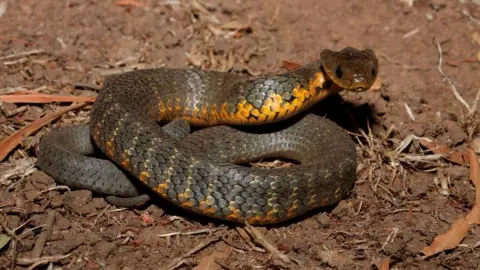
[219,62,342,126]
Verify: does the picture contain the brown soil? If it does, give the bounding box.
[1,0,480,269]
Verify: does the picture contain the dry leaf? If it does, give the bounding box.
[0,235,10,250]
[193,247,232,270]
[419,138,469,166]
[422,148,480,258]
[422,208,477,257]
[378,257,390,270]
[469,148,480,206]
[0,103,88,162]
[281,60,302,71]
[0,94,95,104]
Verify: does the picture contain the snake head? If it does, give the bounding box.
[320,47,379,92]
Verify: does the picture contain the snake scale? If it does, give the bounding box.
[37,47,378,225]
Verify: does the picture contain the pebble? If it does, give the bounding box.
[316,212,331,228]
[445,120,467,145]
[445,166,469,180]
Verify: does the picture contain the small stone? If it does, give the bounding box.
[420,204,431,214]
[50,194,64,208]
[444,166,469,180]
[383,238,405,255]
[90,197,108,209]
[127,218,145,228]
[316,212,330,228]
[445,120,467,145]
[65,190,94,215]
[403,230,414,243]
[146,204,165,220]
[54,214,71,230]
[331,200,353,218]
[408,177,429,197]
[93,241,116,259]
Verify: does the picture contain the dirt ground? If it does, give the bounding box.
[1,0,480,269]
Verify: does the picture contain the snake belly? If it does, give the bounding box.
[38,47,379,225]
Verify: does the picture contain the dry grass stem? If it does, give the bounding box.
[435,39,479,115]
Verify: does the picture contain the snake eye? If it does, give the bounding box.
[335,65,343,79]
[371,65,377,77]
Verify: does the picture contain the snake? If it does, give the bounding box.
[37,47,378,225]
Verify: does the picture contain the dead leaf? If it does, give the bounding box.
[193,247,232,270]
[281,60,302,71]
[419,138,469,166]
[469,148,480,204]
[378,257,390,270]
[422,210,474,257]
[422,148,480,258]
[0,94,95,104]
[0,235,10,250]
[0,103,88,162]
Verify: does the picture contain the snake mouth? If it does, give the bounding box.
[355,87,366,92]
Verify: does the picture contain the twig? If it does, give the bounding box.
[381,227,399,250]
[221,234,249,251]
[435,39,479,115]
[462,9,480,26]
[0,218,21,242]
[0,102,89,162]
[243,223,292,264]
[167,235,221,270]
[18,224,46,240]
[16,253,71,267]
[158,228,216,238]
[402,28,420,39]
[40,185,71,194]
[1,217,20,269]
[0,49,45,60]
[235,227,265,252]
[4,58,28,65]
[404,103,416,121]
[355,200,363,216]
[92,205,110,227]
[0,157,36,185]
[31,210,56,258]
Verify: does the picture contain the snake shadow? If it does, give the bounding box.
[141,93,377,228]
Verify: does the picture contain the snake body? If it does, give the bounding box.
[37,47,378,225]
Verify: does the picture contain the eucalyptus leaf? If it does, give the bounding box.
[0,234,11,250]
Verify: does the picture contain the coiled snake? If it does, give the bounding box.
[37,47,378,225]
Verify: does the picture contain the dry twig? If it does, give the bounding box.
[167,235,222,270]
[243,223,292,264]
[31,210,56,258]
[435,39,480,115]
